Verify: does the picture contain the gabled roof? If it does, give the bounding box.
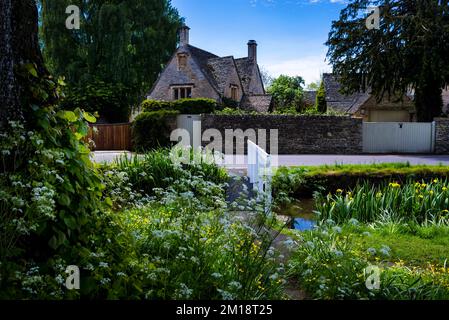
[148,41,270,110]
[235,58,255,94]
[207,56,237,95]
[187,45,263,97]
[323,73,370,114]
[186,45,221,94]
[241,94,273,113]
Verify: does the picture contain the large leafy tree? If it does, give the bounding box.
[326,0,449,122]
[268,75,305,111]
[0,0,133,298]
[40,0,182,121]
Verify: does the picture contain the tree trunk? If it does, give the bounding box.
[0,0,46,129]
[415,80,443,123]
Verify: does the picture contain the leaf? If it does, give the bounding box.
[58,77,66,86]
[105,197,113,207]
[63,215,77,230]
[48,236,58,250]
[83,112,97,123]
[74,132,84,140]
[58,193,71,207]
[58,111,78,123]
[48,230,67,250]
[24,63,38,77]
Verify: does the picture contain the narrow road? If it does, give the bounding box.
[92,151,449,167]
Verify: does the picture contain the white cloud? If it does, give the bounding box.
[263,55,332,85]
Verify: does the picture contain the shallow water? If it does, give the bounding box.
[278,199,317,231]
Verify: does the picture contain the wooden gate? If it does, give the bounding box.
[363,122,435,153]
[87,123,132,151]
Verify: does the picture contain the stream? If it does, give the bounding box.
[277,198,317,231]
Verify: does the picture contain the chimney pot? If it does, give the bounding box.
[248,40,257,62]
[179,25,190,46]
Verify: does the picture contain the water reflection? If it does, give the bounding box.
[277,199,317,231]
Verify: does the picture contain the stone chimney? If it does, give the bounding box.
[179,25,190,46]
[248,40,257,62]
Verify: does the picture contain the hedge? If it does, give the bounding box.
[141,98,219,114]
[132,110,179,151]
[141,99,172,112]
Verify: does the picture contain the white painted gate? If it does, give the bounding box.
[248,140,272,210]
[363,122,436,153]
[176,114,201,147]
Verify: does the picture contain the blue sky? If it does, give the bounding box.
[170,0,347,85]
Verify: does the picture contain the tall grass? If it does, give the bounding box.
[289,223,449,300]
[315,179,449,225]
[112,148,228,196]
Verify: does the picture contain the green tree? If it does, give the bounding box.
[268,75,305,111]
[306,80,321,91]
[1,0,144,299]
[40,0,182,122]
[315,80,327,113]
[326,0,449,122]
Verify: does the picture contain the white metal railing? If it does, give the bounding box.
[247,140,272,210]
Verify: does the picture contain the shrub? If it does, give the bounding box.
[222,97,240,109]
[140,98,219,115]
[289,223,449,300]
[172,98,219,114]
[107,149,228,198]
[117,178,285,300]
[100,149,284,300]
[61,80,132,123]
[315,80,327,113]
[132,110,179,151]
[0,108,140,299]
[141,99,171,112]
[289,224,371,299]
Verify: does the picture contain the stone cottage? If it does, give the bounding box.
[323,73,416,122]
[147,26,273,112]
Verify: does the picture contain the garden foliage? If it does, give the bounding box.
[141,98,219,114]
[131,110,179,151]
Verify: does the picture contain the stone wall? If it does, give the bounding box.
[435,118,449,154]
[201,115,363,154]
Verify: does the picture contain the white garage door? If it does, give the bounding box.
[363,122,435,153]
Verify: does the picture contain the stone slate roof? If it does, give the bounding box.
[187,45,262,97]
[241,94,273,113]
[207,56,237,95]
[163,44,270,111]
[323,73,370,114]
[186,45,221,94]
[303,91,317,106]
[234,58,254,94]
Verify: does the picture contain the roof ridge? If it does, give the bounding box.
[187,44,219,58]
[208,55,235,61]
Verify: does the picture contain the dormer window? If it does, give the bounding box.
[230,85,239,101]
[177,53,188,70]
